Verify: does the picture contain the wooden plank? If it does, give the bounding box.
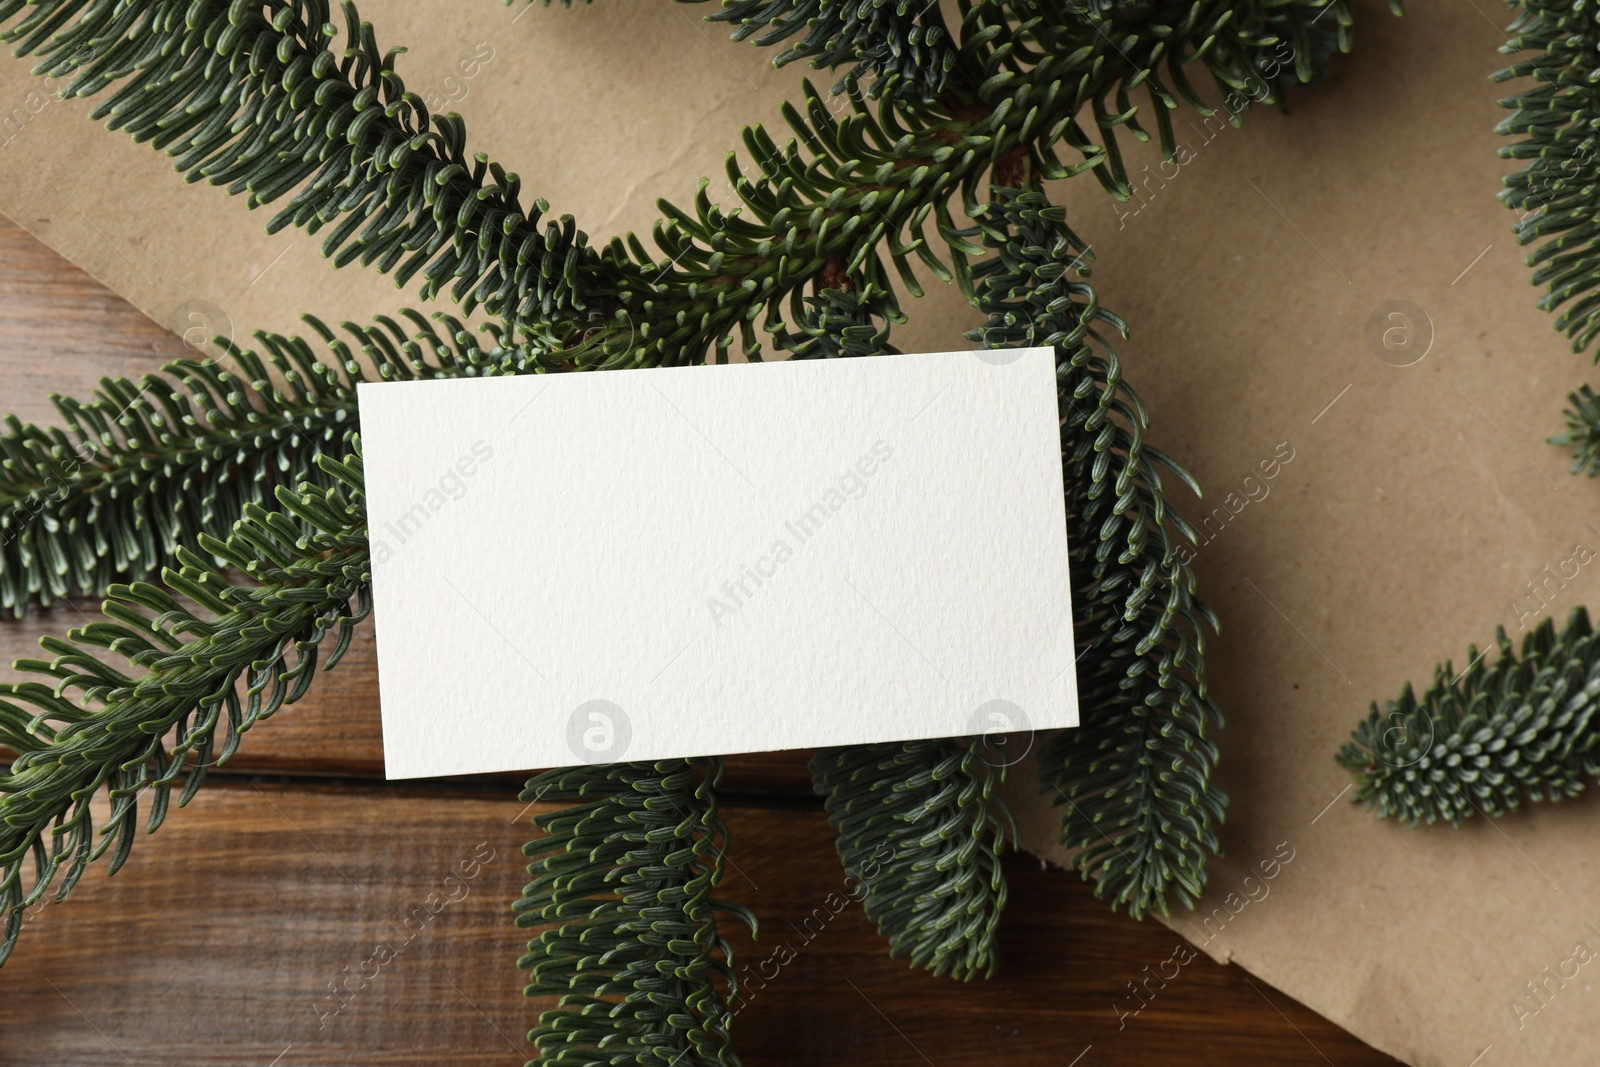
[0,779,1397,1066]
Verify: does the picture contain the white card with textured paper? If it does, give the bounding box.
[358,347,1077,778]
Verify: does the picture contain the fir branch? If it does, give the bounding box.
[810,739,1012,981]
[516,759,753,1067]
[1553,383,1600,475]
[0,449,371,965]
[0,313,488,618]
[0,0,1384,362]
[965,186,1224,918]
[572,0,1379,368]
[690,0,958,103]
[1337,608,1600,826]
[0,0,630,352]
[1494,0,1600,354]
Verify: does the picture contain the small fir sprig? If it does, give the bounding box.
[811,739,1013,981]
[1337,608,1600,826]
[1553,383,1600,475]
[515,759,754,1066]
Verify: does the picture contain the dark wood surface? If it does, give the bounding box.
[0,215,1399,1066]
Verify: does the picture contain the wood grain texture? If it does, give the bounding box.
[0,215,1399,1065]
[0,780,1396,1067]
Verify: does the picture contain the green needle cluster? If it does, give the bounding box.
[1338,609,1600,826]
[811,739,1013,981]
[0,449,371,964]
[516,759,754,1066]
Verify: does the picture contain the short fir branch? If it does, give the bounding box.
[1553,383,1600,475]
[0,312,489,618]
[1337,608,1600,827]
[690,0,958,103]
[0,449,371,966]
[965,186,1224,918]
[810,739,1013,981]
[768,272,1011,980]
[1494,0,1600,354]
[516,759,754,1067]
[775,282,1010,981]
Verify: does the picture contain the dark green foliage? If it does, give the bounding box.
[771,282,903,360]
[994,0,1366,193]
[810,739,1012,981]
[516,759,753,1066]
[1494,0,1600,355]
[0,313,486,617]
[0,449,371,965]
[0,0,1381,366]
[1553,383,1600,475]
[1337,608,1600,826]
[967,186,1224,918]
[689,0,957,103]
[0,0,628,352]
[569,0,1376,370]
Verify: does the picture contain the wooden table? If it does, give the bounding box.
[0,215,1398,1066]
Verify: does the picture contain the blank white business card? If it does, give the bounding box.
[358,347,1077,778]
